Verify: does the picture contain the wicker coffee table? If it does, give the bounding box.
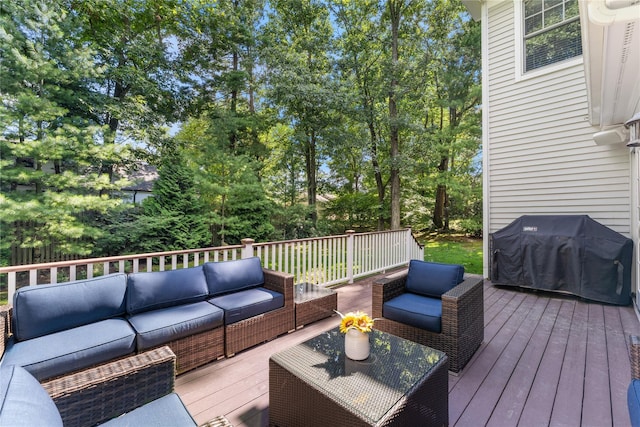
[269,327,448,426]
[293,283,337,328]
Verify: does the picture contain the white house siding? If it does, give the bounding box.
[483,1,632,276]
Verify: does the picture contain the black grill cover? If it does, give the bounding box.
[491,215,633,305]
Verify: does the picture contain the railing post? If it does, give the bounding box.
[406,228,412,262]
[241,238,255,260]
[346,230,355,284]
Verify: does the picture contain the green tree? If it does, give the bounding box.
[179,116,273,245]
[73,0,181,157]
[0,0,128,264]
[261,0,340,229]
[330,0,389,230]
[139,144,210,250]
[418,0,481,231]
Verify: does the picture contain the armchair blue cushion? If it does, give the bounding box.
[0,365,63,426]
[127,266,209,315]
[383,293,443,333]
[204,257,265,297]
[2,319,136,382]
[405,260,465,298]
[208,288,284,325]
[629,379,640,427]
[127,301,224,350]
[100,393,196,427]
[12,274,127,341]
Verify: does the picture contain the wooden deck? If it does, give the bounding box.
[176,273,640,426]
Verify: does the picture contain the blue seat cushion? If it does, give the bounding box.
[405,260,465,298]
[127,266,209,315]
[629,379,640,427]
[127,301,224,351]
[204,257,265,297]
[1,318,136,382]
[12,274,127,341]
[383,293,443,333]
[0,365,63,426]
[208,287,284,325]
[100,393,196,427]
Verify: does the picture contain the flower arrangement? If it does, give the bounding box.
[336,310,375,334]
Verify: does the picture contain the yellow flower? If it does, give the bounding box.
[337,310,375,333]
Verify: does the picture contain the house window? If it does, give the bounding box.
[523,0,582,72]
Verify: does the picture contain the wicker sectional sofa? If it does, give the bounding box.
[0,256,294,384]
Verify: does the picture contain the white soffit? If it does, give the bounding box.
[582,0,640,128]
[461,0,482,21]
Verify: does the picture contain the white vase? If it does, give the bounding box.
[344,329,370,360]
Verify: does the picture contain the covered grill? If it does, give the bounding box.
[491,215,633,305]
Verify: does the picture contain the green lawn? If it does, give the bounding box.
[422,235,483,275]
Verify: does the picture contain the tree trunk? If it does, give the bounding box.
[368,120,386,231]
[305,131,318,226]
[389,0,401,230]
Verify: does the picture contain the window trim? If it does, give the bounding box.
[514,0,583,81]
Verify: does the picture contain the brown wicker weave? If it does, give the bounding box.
[631,335,640,380]
[42,346,176,427]
[225,269,295,357]
[0,305,9,358]
[294,283,338,328]
[151,325,225,375]
[269,328,449,426]
[372,271,484,373]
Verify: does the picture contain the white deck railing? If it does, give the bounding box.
[0,229,423,303]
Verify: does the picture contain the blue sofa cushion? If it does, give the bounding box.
[2,318,136,382]
[204,257,265,297]
[208,288,283,325]
[100,393,196,427]
[0,365,63,426]
[127,266,209,315]
[405,260,465,298]
[383,293,443,333]
[629,379,640,427]
[127,301,224,351]
[12,274,127,341]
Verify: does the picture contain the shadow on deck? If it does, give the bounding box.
[176,272,640,427]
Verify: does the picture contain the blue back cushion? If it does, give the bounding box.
[204,257,265,297]
[405,260,465,298]
[12,274,127,342]
[0,365,63,426]
[127,266,209,315]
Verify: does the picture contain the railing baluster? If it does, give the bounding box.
[8,272,16,301]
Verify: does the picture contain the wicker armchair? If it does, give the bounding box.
[372,265,484,372]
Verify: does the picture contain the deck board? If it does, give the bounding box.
[175,276,640,427]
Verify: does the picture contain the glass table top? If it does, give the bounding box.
[270,327,446,423]
[294,282,336,303]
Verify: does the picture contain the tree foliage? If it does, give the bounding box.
[1,0,482,265]
[0,0,128,264]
